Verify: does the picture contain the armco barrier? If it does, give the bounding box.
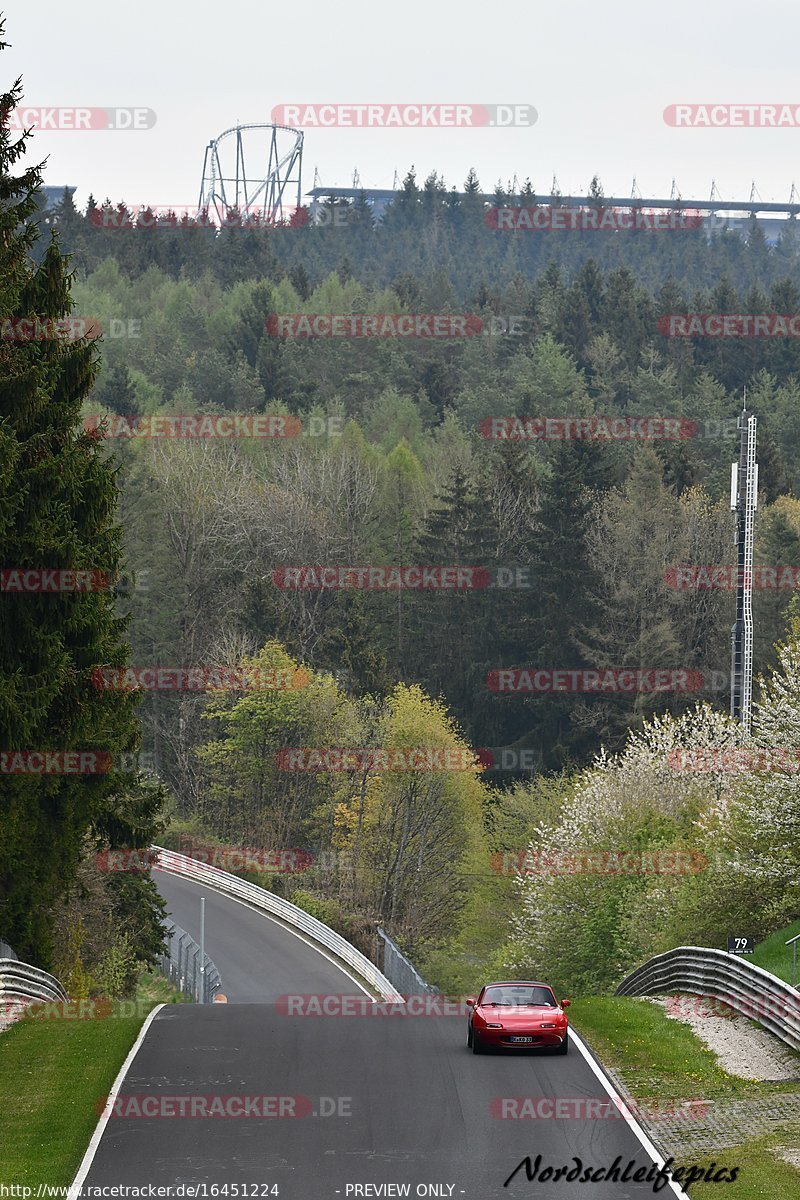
[0,958,69,1019]
[616,945,800,1051]
[153,847,403,1002]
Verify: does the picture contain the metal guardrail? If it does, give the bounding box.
[153,847,403,1002]
[616,945,800,1051]
[158,919,221,1004]
[377,927,439,996]
[0,958,69,1017]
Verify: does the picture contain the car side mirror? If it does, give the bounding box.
[465,997,476,1007]
[561,999,571,1008]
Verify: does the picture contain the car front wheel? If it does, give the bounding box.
[554,1031,569,1055]
[472,1029,485,1054]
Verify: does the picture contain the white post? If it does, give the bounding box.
[199,896,206,1003]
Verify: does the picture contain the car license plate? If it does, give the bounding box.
[509,1036,533,1043]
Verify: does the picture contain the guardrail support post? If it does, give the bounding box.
[200,896,205,1004]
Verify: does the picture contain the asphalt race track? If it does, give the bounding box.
[78,871,687,1199]
[152,869,362,1002]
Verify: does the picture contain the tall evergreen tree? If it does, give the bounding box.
[522,442,605,768]
[0,32,144,963]
[407,466,495,738]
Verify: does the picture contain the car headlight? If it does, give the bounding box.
[485,1022,503,1028]
[541,1022,556,1028]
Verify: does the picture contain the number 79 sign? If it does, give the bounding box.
[727,936,755,954]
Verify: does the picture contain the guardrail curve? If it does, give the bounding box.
[0,958,69,1024]
[616,945,800,1050]
[153,846,403,1002]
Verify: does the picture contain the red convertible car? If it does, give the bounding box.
[466,981,570,1054]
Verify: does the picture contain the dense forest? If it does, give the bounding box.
[4,122,800,992]
[46,183,800,777]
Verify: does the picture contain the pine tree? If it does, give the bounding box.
[406,466,495,737]
[586,446,687,748]
[49,186,87,262]
[94,364,138,417]
[523,442,606,767]
[0,30,144,963]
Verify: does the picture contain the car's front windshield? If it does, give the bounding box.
[481,985,556,1007]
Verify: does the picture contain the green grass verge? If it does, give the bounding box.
[686,1137,800,1199]
[569,995,800,1102]
[569,996,800,1199]
[751,919,800,985]
[0,972,179,1187]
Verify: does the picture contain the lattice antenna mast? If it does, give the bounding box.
[730,400,758,730]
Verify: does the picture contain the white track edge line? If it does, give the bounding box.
[154,866,395,1003]
[68,1002,166,1197]
[570,1027,688,1198]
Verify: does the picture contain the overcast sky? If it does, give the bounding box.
[6,1,800,209]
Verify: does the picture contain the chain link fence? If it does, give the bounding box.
[377,927,438,996]
[158,919,221,1004]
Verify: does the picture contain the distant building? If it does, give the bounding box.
[306,187,799,244]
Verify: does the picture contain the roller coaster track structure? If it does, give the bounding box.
[198,124,303,225]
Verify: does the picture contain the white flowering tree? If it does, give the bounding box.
[722,625,800,925]
[508,703,747,993]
